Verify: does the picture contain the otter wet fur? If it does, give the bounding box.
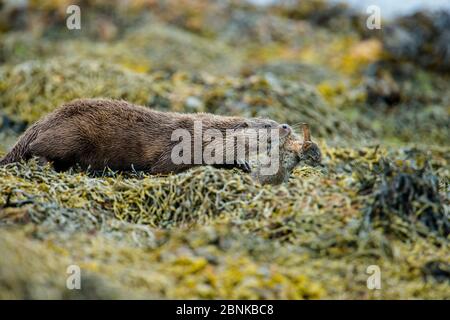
[0,99,294,176]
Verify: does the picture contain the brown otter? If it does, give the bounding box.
[0,99,293,175]
[252,123,322,185]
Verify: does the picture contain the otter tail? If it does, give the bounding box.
[0,125,39,165]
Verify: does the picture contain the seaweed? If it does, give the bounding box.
[0,58,154,123]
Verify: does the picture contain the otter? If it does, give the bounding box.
[252,123,322,185]
[0,99,293,175]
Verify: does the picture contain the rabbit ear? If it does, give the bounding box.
[302,123,311,142]
[286,140,302,153]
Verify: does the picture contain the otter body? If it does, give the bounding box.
[0,99,290,174]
